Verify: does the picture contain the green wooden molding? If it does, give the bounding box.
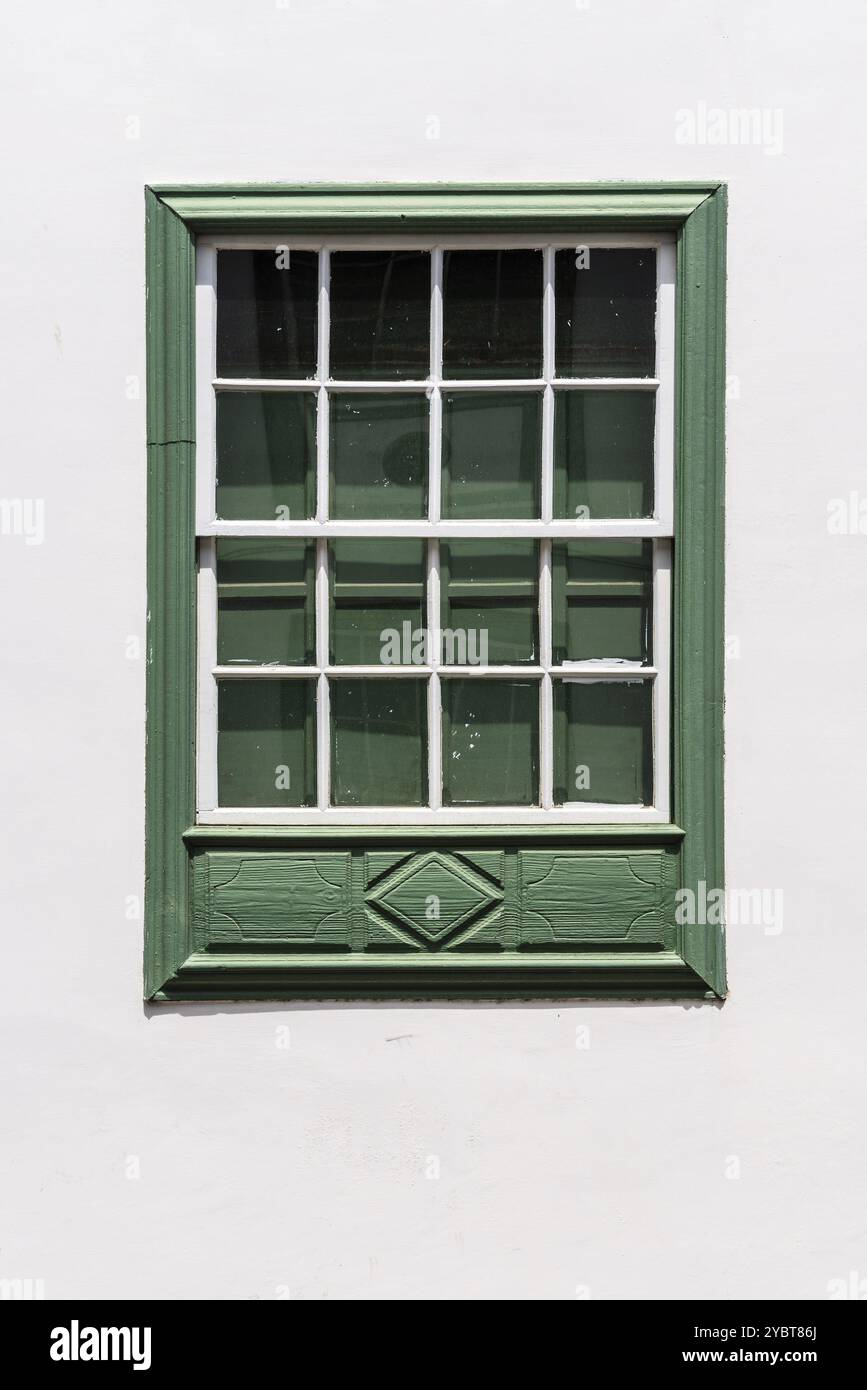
[144,183,726,1002]
[152,951,706,1002]
[183,823,687,846]
[144,190,196,998]
[152,182,720,232]
[674,188,727,997]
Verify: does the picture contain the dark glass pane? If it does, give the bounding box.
[330,680,427,806]
[217,250,317,379]
[553,390,654,519]
[330,393,428,519]
[442,392,541,518]
[443,680,538,806]
[330,540,426,665]
[552,541,652,664]
[555,249,656,378]
[440,541,538,664]
[216,392,316,520]
[217,540,315,666]
[442,250,542,378]
[329,251,430,380]
[553,681,652,805]
[218,680,316,806]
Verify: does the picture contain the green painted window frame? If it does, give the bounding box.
[145,183,725,1001]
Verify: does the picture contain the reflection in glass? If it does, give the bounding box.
[216,391,316,520]
[442,249,542,378]
[440,541,538,665]
[217,250,318,378]
[442,392,540,518]
[553,680,651,804]
[555,249,656,378]
[443,680,538,805]
[330,540,426,665]
[218,680,316,806]
[553,390,654,519]
[330,393,428,518]
[330,680,427,806]
[329,251,430,380]
[552,541,652,664]
[216,540,315,666]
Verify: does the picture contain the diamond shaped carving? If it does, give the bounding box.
[367,851,502,944]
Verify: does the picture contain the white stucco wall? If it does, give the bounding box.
[2,0,865,1301]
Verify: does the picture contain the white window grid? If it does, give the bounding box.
[195,232,675,825]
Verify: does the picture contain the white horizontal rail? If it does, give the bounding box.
[199,805,670,825]
[213,376,659,392]
[212,664,657,679]
[204,520,670,539]
[199,232,676,252]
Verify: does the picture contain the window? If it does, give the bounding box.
[146,185,726,1000]
[195,238,673,824]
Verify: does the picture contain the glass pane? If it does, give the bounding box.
[217,540,315,666]
[442,250,542,379]
[218,680,316,807]
[553,541,652,664]
[440,541,538,665]
[553,681,652,805]
[555,249,656,378]
[330,393,428,519]
[329,251,430,380]
[216,391,316,521]
[553,390,654,519]
[330,680,427,806]
[217,250,318,379]
[330,540,426,665]
[442,392,541,518]
[443,680,538,806]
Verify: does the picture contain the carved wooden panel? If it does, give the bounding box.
[193,845,675,954]
[518,850,671,944]
[196,852,351,947]
[365,849,504,949]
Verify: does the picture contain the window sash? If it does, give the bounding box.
[195,232,675,825]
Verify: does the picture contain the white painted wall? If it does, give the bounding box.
[1,0,865,1301]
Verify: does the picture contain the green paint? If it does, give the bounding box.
[146,183,726,1000]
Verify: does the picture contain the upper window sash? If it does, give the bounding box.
[195,233,676,539]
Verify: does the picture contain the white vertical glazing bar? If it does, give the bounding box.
[427,540,442,809]
[317,249,331,523]
[539,247,556,808]
[654,241,676,535]
[429,247,443,523]
[316,252,332,808]
[315,537,330,810]
[427,248,444,808]
[541,245,555,525]
[195,243,217,532]
[539,538,554,809]
[197,538,219,812]
[652,539,672,819]
[652,244,675,818]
